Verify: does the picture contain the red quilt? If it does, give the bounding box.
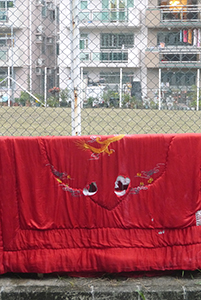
[0,133,201,274]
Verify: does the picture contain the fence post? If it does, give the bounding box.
[119,68,122,108]
[44,67,47,108]
[70,0,81,136]
[158,68,161,110]
[197,68,200,111]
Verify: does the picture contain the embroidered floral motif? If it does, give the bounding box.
[48,164,70,181]
[130,186,148,195]
[136,163,165,180]
[57,179,81,197]
[48,161,165,200]
[135,163,165,186]
[148,177,153,184]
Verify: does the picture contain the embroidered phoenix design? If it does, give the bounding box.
[77,134,125,158]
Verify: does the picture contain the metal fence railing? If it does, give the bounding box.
[0,0,200,136]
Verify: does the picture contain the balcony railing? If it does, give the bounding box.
[79,9,128,23]
[145,48,201,68]
[80,50,128,62]
[161,5,199,21]
[146,5,201,27]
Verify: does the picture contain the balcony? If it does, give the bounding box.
[0,8,26,28]
[78,8,140,28]
[80,48,141,67]
[145,47,201,68]
[0,47,25,67]
[146,5,201,28]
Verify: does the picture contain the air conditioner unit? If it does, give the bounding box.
[37,26,44,34]
[47,38,53,44]
[35,0,44,6]
[36,35,43,41]
[36,67,42,75]
[37,58,45,66]
[47,69,52,75]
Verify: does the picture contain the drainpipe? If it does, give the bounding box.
[70,0,81,136]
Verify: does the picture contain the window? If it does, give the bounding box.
[42,4,47,18]
[80,53,89,61]
[100,52,128,61]
[49,10,55,21]
[101,0,133,21]
[0,33,12,47]
[56,43,59,56]
[161,53,197,62]
[56,6,59,23]
[161,71,196,86]
[0,1,14,8]
[127,0,134,7]
[101,33,134,49]
[100,72,133,84]
[80,34,88,49]
[157,30,194,46]
[81,1,88,9]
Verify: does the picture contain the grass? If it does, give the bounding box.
[0,106,200,136]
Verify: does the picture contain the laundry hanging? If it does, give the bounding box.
[0,134,201,274]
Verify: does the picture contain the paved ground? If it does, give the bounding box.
[1,271,201,299]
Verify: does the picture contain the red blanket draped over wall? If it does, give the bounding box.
[0,133,201,274]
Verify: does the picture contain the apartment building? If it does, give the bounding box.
[2,0,198,107]
[146,0,201,108]
[59,0,148,106]
[0,0,58,104]
[59,0,200,108]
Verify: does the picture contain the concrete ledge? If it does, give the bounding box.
[1,274,201,300]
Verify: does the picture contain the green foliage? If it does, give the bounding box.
[60,88,70,107]
[33,93,44,107]
[47,96,60,107]
[86,97,95,107]
[103,90,119,107]
[137,290,146,300]
[15,92,43,107]
[149,100,158,109]
[15,91,31,106]
[187,85,201,109]
[60,88,69,101]
[122,94,137,108]
[122,93,144,109]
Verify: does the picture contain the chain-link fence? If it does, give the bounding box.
[0,0,200,136]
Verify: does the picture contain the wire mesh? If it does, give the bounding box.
[0,0,200,136]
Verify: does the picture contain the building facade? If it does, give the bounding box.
[59,0,148,107]
[146,0,201,109]
[0,0,59,104]
[59,0,201,109]
[0,0,200,108]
